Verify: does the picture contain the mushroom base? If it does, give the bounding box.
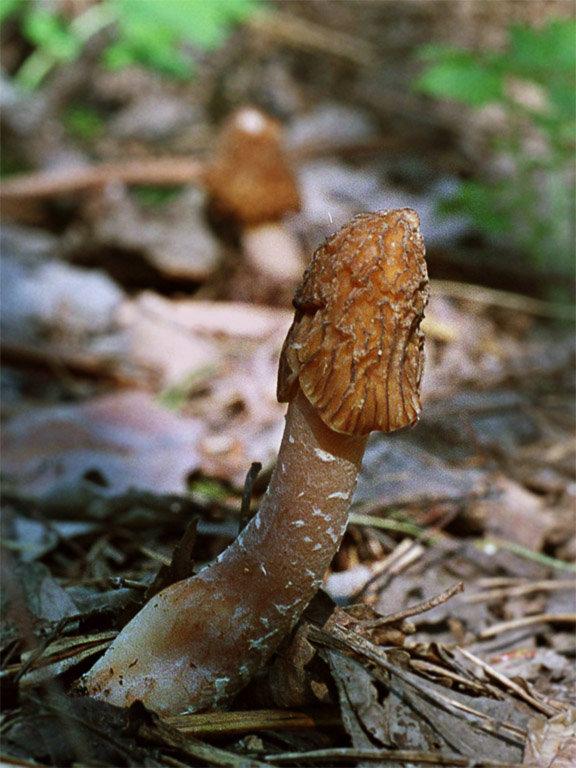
[82,388,366,715]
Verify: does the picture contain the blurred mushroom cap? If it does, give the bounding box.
[204,107,300,226]
[278,209,429,435]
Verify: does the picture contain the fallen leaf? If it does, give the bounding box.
[524,711,576,767]
[468,476,555,552]
[2,391,205,495]
[325,650,389,749]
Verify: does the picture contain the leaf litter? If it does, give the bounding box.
[3,255,574,768]
[1,11,575,765]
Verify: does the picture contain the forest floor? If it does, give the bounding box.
[1,5,575,766]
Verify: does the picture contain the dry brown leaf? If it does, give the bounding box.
[468,476,555,552]
[2,391,205,495]
[524,711,576,767]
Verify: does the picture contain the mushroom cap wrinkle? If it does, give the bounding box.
[278,209,429,435]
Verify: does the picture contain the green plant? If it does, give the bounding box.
[3,0,261,90]
[63,104,105,141]
[415,19,575,279]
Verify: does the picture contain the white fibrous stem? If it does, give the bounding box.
[241,223,303,284]
[82,387,366,715]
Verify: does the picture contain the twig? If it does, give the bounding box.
[28,693,139,765]
[239,462,262,532]
[358,581,464,628]
[140,718,271,768]
[0,157,206,200]
[247,9,375,67]
[309,624,526,743]
[13,617,69,683]
[456,648,558,716]
[0,755,47,767]
[476,538,576,573]
[421,315,458,342]
[477,578,526,588]
[266,747,526,766]
[108,576,148,592]
[348,513,441,544]
[159,756,193,768]
[145,518,199,600]
[1,340,146,388]
[464,579,576,604]
[166,708,339,737]
[431,279,574,320]
[351,538,425,603]
[139,546,172,566]
[409,658,495,696]
[2,633,116,680]
[480,613,576,639]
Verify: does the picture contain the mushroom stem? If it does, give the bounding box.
[82,208,429,717]
[82,387,365,715]
[241,223,304,284]
[204,107,303,294]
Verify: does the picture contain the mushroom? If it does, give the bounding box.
[1,107,303,293]
[81,209,429,715]
[203,106,304,289]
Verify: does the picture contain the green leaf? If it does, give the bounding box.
[23,9,81,62]
[64,105,105,141]
[415,19,574,286]
[506,19,576,77]
[416,57,504,106]
[106,0,261,77]
[417,43,476,64]
[133,185,181,207]
[547,80,576,122]
[0,0,22,25]
[440,180,511,234]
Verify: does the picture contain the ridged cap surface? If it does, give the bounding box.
[278,210,429,435]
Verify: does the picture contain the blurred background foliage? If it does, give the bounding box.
[0,1,574,295]
[1,0,262,88]
[416,18,575,282]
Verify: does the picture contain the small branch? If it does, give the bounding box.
[139,717,271,768]
[0,754,48,768]
[348,512,441,544]
[145,518,199,600]
[476,538,576,573]
[309,624,526,743]
[1,340,147,388]
[139,546,172,566]
[351,538,425,603]
[247,10,376,67]
[0,157,206,200]
[266,747,526,766]
[456,647,559,717]
[431,279,574,320]
[464,579,576,604]
[358,582,464,628]
[409,659,492,696]
[239,462,262,532]
[480,613,576,639]
[13,617,69,683]
[165,708,339,737]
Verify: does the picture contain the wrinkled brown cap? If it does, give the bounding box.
[204,107,300,226]
[278,210,429,435]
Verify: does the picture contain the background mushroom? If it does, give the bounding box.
[81,208,429,715]
[202,106,304,294]
[0,105,304,301]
